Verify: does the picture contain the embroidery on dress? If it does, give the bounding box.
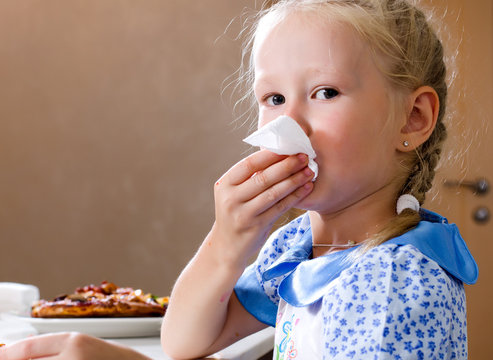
[275,314,300,359]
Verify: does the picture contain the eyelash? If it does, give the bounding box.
[313,88,339,100]
[264,94,285,106]
[261,87,340,106]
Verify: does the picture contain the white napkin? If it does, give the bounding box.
[0,282,39,316]
[243,115,318,180]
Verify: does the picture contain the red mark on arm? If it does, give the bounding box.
[219,292,229,303]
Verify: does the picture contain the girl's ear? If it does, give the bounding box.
[397,86,439,151]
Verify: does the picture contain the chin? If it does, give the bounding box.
[296,191,318,211]
[296,184,339,213]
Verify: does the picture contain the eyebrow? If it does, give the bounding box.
[306,66,353,83]
[254,66,355,90]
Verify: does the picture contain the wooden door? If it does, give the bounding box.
[424,1,493,358]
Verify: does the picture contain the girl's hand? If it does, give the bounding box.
[0,332,151,360]
[210,150,314,268]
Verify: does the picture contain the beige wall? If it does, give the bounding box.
[0,1,257,299]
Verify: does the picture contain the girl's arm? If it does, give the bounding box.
[161,150,314,359]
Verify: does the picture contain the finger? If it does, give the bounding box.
[260,180,314,224]
[239,154,310,202]
[0,333,71,360]
[247,166,314,216]
[222,150,287,186]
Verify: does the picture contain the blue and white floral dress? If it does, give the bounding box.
[234,210,478,359]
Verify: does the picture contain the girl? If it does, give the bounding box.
[161,0,478,359]
[0,1,478,360]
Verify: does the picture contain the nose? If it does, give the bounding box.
[284,103,311,136]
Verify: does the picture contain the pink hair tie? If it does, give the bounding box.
[396,194,420,214]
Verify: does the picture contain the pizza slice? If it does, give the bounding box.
[31,281,168,318]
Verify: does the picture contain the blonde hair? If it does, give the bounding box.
[237,0,448,249]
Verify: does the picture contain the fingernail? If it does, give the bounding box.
[303,182,313,190]
[297,153,307,162]
[304,167,313,176]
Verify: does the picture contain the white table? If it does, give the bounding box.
[0,314,274,360]
[111,329,274,360]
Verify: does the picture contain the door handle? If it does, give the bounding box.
[473,206,490,224]
[443,177,489,196]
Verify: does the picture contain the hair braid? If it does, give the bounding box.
[394,3,448,205]
[371,1,449,247]
[403,121,447,204]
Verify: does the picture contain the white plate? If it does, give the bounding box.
[18,317,163,338]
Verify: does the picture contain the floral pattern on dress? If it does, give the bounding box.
[255,214,309,305]
[252,214,468,359]
[320,244,467,359]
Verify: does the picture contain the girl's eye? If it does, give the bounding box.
[314,88,339,100]
[265,94,285,106]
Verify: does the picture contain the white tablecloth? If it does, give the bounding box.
[0,314,274,360]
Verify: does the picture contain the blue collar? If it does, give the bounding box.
[262,209,478,307]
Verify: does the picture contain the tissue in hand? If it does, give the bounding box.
[243,115,318,180]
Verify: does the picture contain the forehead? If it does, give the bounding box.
[253,11,376,81]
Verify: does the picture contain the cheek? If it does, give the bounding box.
[312,117,367,152]
[311,125,374,173]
